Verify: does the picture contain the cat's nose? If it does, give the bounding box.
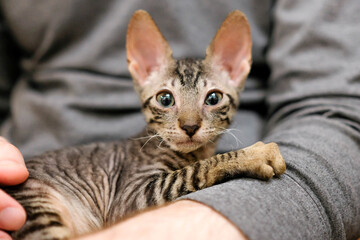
[181,125,200,137]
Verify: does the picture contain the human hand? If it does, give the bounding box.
[76,200,247,240]
[0,137,28,240]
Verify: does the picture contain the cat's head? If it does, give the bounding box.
[127,10,252,153]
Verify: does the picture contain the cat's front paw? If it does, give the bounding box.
[240,141,286,180]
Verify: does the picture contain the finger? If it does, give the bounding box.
[0,137,29,186]
[0,230,12,240]
[0,189,26,231]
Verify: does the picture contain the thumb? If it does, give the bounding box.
[0,137,29,186]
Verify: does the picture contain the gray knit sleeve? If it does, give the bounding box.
[0,4,146,158]
[184,0,360,239]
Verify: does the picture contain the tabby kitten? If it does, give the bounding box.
[5,10,285,240]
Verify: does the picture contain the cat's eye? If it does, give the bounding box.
[205,91,223,106]
[156,91,175,108]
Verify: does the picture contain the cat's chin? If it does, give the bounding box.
[169,140,204,153]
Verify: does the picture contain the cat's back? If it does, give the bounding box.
[26,141,129,185]
[7,141,139,238]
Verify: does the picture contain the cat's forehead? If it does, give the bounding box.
[169,59,207,90]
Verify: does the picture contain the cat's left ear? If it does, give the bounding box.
[205,10,252,89]
[127,10,173,86]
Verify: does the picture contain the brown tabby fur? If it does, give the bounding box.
[5,10,285,240]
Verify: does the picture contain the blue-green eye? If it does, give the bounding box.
[205,91,223,106]
[156,92,175,107]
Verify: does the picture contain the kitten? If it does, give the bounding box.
[5,10,285,240]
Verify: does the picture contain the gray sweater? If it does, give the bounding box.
[0,0,359,239]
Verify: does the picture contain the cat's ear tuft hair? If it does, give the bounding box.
[205,10,252,89]
[127,10,173,86]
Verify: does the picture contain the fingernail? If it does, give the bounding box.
[0,207,26,231]
[0,160,27,173]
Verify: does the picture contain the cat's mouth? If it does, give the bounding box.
[169,139,204,153]
[176,140,202,146]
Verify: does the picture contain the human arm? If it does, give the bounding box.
[182,0,360,239]
[76,200,247,240]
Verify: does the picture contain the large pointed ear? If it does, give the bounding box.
[205,10,252,88]
[126,10,173,86]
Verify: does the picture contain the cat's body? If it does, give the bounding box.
[5,11,286,240]
[7,130,209,238]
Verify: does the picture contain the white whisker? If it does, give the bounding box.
[217,127,244,149]
[157,139,166,150]
[139,134,161,151]
[131,135,158,140]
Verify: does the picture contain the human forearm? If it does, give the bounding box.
[184,114,360,239]
[264,104,360,239]
[76,200,246,240]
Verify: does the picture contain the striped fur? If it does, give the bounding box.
[6,137,285,240]
[5,10,286,240]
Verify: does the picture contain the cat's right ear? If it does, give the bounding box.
[127,10,173,86]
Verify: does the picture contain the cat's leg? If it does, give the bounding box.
[121,142,285,213]
[6,179,100,240]
[173,141,285,194]
[205,141,286,183]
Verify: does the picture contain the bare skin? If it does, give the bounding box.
[76,200,248,240]
[0,137,28,240]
